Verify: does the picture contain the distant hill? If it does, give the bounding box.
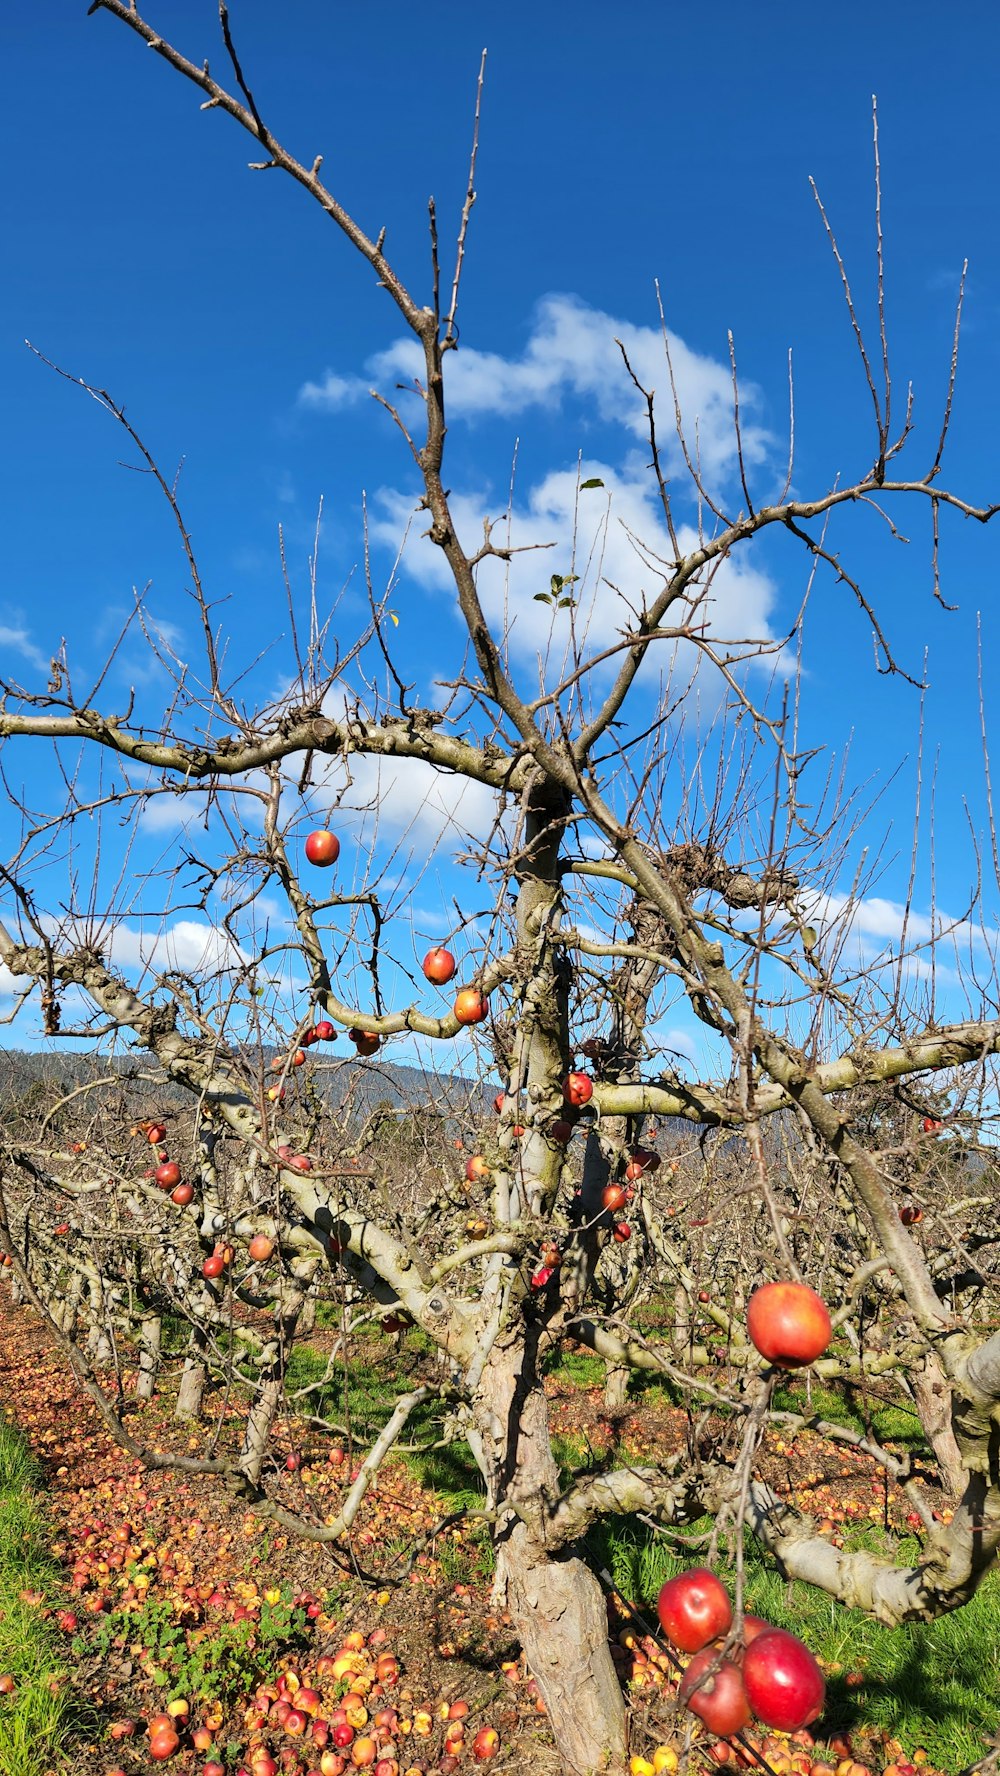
[0,1044,494,1127]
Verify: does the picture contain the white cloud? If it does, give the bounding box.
[308,751,501,860]
[0,621,48,677]
[372,460,781,681]
[106,919,248,978]
[298,293,769,480]
[803,889,998,954]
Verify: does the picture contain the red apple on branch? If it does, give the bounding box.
[454,987,489,1026]
[742,1627,826,1731]
[305,829,341,866]
[656,1567,732,1652]
[563,1071,593,1107]
[422,946,457,984]
[680,1649,751,1736]
[747,1281,832,1367]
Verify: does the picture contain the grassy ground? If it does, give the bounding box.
[0,1416,75,1776]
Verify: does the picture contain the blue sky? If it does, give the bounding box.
[2,2,1000,1067]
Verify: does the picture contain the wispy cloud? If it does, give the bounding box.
[299,293,769,480]
[0,620,48,677]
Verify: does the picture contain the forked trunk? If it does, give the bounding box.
[475,1337,627,1776]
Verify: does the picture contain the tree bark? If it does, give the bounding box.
[136,1312,161,1401]
[475,1337,626,1776]
[603,1361,630,1414]
[907,1351,967,1496]
[175,1327,207,1420]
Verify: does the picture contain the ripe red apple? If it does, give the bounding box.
[747,1281,832,1367]
[625,1147,660,1179]
[472,1727,500,1760]
[465,1155,491,1183]
[742,1628,826,1732]
[612,1221,631,1241]
[147,1123,167,1144]
[531,1266,554,1289]
[494,1091,506,1114]
[314,1019,336,1041]
[171,1182,195,1206]
[563,1071,593,1107]
[305,829,341,866]
[900,1204,923,1226]
[742,1613,771,1643]
[656,1567,732,1652]
[680,1650,751,1736]
[350,1029,381,1056]
[454,987,489,1026]
[249,1234,275,1262]
[602,1182,627,1212]
[149,1726,180,1760]
[922,1116,943,1134]
[422,947,457,984]
[287,1153,312,1172]
[201,1253,225,1280]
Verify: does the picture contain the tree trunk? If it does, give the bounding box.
[498,1524,627,1776]
[238,1274,308,1486]
[240,1368,283,1487]
[136,1312,161,1401]
[476,1337,626,1776]
[175,1327,207,1419]
[603,1361,630,1414]
[908,1350,967,1496]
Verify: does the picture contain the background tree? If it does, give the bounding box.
[2,8,1000,1775]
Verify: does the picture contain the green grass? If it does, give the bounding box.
[595,1516,1000,1773]
[0,1416,77,1776]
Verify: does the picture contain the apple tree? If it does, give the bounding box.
[3,7,1000,1774]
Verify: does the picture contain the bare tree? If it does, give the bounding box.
[3,9,1000,1775]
